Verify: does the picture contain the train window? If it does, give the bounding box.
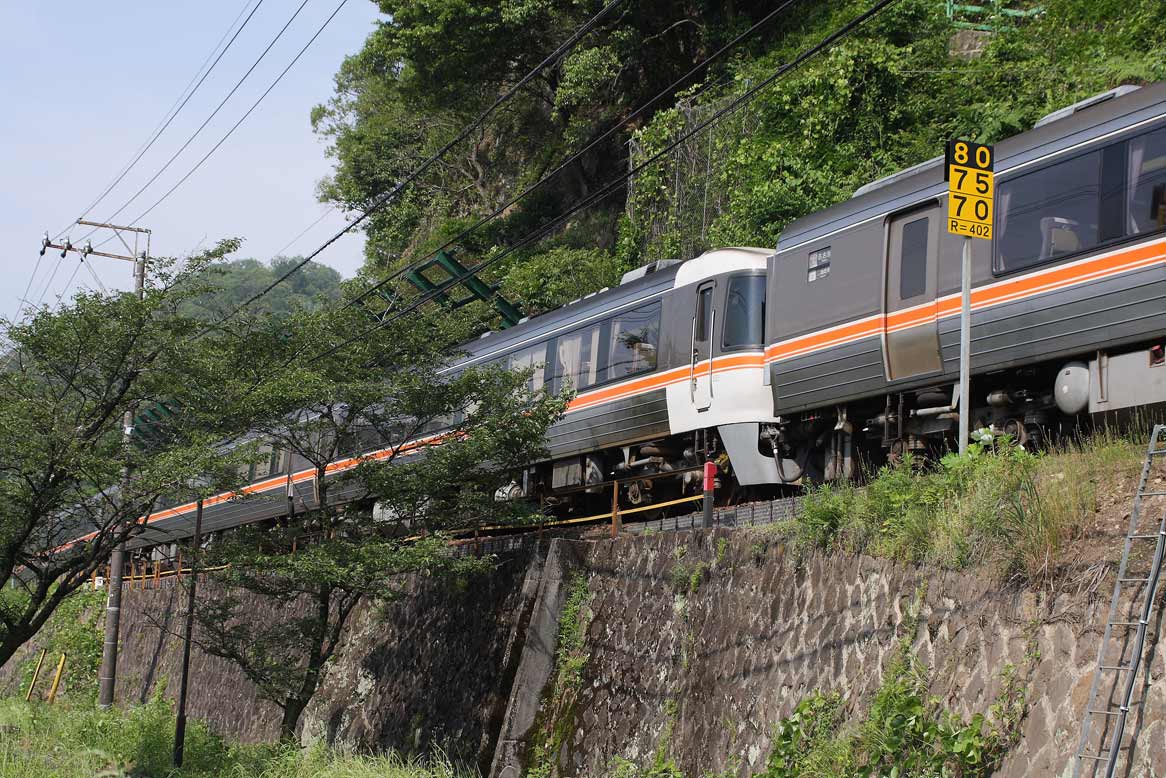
[695,285,713,340]
[270,447,288,475]
[554,325,602,392]
[508,344,548,393]
[722,275,765,349]
[807,246,831,282]
[996,150,1101,273]
[899,218,929,299]
[608,302,660,381]
[1128,128,1166,235]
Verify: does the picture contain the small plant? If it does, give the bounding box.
[608,700,683,778]
[688,562,708,593]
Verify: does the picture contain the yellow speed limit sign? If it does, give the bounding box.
[945,139,994,239]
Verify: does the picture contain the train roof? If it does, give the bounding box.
[454,257,683,369]
[452,247,771,369]
[776,80,1166,255]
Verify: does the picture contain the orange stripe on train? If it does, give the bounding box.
[768,238,1166,364]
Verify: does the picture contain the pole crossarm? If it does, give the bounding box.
[44,243,137,263]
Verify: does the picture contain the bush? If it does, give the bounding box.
[778,434,1143,580]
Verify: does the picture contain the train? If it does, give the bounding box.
[124,79,1166,546]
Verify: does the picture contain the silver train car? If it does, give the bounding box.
[762,81,1166,481]
[122,80,1166,546]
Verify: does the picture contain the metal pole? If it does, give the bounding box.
[46,653,67,703]
[958,237,972,455]
[702,460,715,528]
[610,480,620,538]
[98,252,146,708]
[173,499,203,768]
[25,648,47,701]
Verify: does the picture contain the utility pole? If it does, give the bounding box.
[173,499,203,767]
[43,219,152,709]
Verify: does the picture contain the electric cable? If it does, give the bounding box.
[80,0,315,246]
[13,253,45,322]
[272,206,337,258]
[215,0,629,322]
[53,0,265,241]
[97,0,352,239]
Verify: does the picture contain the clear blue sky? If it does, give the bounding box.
[0,0,382,320]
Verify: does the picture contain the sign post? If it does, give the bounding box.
[945,139,994,455]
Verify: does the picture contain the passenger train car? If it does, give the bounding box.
[763,81,1166,481]
[120,80,1166,547]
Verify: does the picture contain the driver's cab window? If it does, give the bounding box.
[722,275,765,349]
[695,285,713,341]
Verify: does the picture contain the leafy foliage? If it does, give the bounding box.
[626,0,1166,261]
[0,696,471,778]
[13,586,104,703]
[316,0,1166,328]
[0,240,269,669]
[189,302,565,739]
[527,572,591,778]
[176,256,342,321]
[773,431,1144,581]
[759,635,1024,777]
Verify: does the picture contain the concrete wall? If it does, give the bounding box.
[507,531,1165,778]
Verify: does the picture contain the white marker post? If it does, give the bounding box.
[958,237,972,454]
[945,139,994,455]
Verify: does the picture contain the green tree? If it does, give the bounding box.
[0,241,260,669]
[188,303,565,739]
[177,256,343,321]
[312,0,781,278]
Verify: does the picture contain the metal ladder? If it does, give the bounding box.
[1073,424,1166,777]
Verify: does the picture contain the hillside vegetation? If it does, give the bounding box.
[315,0,1166,319]
[765,428,1146,583]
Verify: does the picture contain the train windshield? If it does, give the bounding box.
[723,275,765,349]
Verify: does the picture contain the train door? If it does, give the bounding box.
[884,206,943,380]
[690,281,715,411]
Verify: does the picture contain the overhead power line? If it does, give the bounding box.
[216,0,630,324]
[346,0,804,312]
[304,0,903,367]
[96,0,352,239]
[80,0,316,246]
[272,206,338,258]
[53,0,265,242]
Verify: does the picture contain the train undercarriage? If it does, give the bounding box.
[520,337,1166,518]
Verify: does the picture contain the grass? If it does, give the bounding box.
[0,696,471,778]
[766,429,1144,581]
